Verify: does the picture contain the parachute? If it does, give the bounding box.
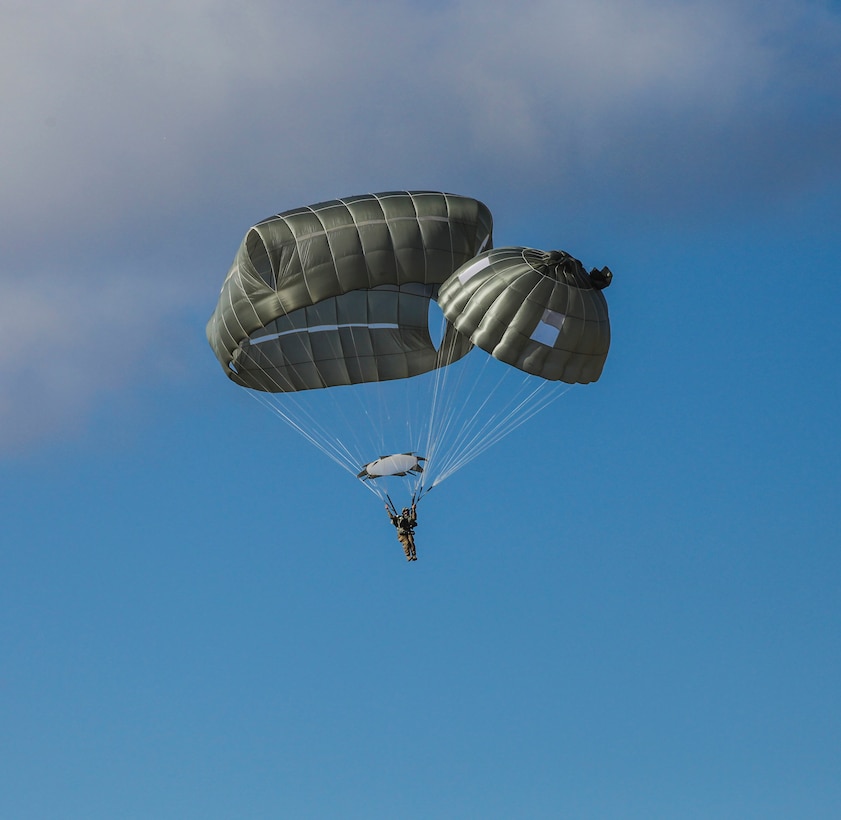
[207,191,612,507]
[438,247,611,384]
[207,191,490,391]
[358,453,425,481]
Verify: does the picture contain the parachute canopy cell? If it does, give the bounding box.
[206,191,493,392]
[437,247,611,384]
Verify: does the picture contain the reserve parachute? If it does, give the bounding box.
[207,191,612,507]
[438,247,611,383]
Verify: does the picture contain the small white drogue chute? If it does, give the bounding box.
[357,453,426,481]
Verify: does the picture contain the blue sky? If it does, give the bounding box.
[2,1,840,817]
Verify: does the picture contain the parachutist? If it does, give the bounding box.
[387,503,418,561]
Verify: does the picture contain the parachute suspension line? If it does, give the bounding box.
[425,265,594,484]
[355,473,391,506]
[226,280,348,469]
[427,318,483,489]
[445,373,562,481]
[417,311,483,495]
[431,376,570,489]
[305,308,389,472]
[416,315,457,495]
[430,273,562,476]
[254,384,391,507]
[420,336,573,492]
[423,347,502,489]
[282,293,429,483]
[319,335,384,471]
[248,391,353,473]
[245,390,360,478]
[236,345,365,477]
[220,280,370,476]
[234,345,372,483]
[345,307,432,489]
[238,265,392,483]
[450,380,568,485]
[440,365,539,473]
[425,262,596,485]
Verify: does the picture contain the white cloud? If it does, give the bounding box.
[437,1,840,192]
[3,0,838,238]
[1,0,839,450]
[0,268,192,452]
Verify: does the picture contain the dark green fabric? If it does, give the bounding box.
[207,191,492,392]
[438,247,611,384]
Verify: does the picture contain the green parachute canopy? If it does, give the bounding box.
[206,191,493,392]
[437,247,611,384]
